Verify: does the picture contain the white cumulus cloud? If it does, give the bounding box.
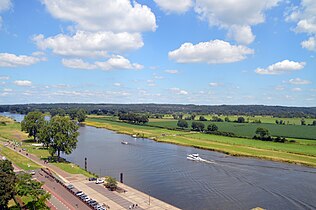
[0,0,12,29]
[301,37,316,51]
[209,82,221,87]
[170,88,188,95]
[62,58,96,70]
[14,80,32,86]
[194,0,279,44]
[0,53,45,68]
[286,0,316,51]
[41,0,156,33]
[62,56,143,71]
[154,0,192,13]
[33,31,143,57]
[255,60,305,75]
[0,76,9,80]
[169,40,254,64]
[288,78,311,85]
[165,69,178,74]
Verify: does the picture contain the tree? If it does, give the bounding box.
[275,120,279,124]
[237,117,245,123]
[199,116,207,121]
[105,176,118,191]
[0,160,16,208]
[21,111,45,141]
[37,121,51,148]
[177,119,188,129]
[49,116,79,161]
[255,127,270,139]
[224,117,230,122]
[16,172,50,209]
[191,122,205,131]
[312,120,316,126]
[190,114,196,120]
[207,124,218,132]
[301,118,306,125]
[76,108,87,122]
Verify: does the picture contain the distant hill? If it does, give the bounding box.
[0,103,315,118]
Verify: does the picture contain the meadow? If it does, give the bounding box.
[86,116,316,167]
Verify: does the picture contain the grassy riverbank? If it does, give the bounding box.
[0,116,93,177]
[85,116,316,167]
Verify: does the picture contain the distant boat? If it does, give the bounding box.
[187,153,202,161]
[121,141,128,145]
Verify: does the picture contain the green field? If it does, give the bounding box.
[147,119,316,140]
[86,116,316,167]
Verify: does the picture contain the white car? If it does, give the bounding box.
[95,178,104,184]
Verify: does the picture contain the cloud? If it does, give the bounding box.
[62,55,143,71]
[255,60,305,75]
[275,85,285,91]
[0,0,12,29]
[95,55,143,71]
[170,87,188,95]
[169,40,254,64]
[209,82,221,87]
[62,58,96,70]
[34,31,143,57]
[227,25,255,45]
[292,87,302,92]
[113,83,121,87]
[42,0,156,33]
[0,76,9,80]
[301,37,316,51]
[286,0,316,50]
[288,78,311,85]
[165,69,178,74]
[0,53,45,68]
[3,88,12,92]
[0,0,12,12]
[194,0,279,44]
[154,0,192,13]
[14,80,32,86]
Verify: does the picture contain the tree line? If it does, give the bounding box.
[118,113,149,124]
[1,103,315,118]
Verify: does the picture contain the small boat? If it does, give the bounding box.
[121,141,128,145]
[187,153,202,161]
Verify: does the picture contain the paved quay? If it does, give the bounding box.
[3,142,180,210]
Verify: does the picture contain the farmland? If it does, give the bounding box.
[86,116,316,167]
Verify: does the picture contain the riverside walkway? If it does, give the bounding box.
[3,143,180,210]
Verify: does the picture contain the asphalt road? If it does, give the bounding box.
[34,170,91,210]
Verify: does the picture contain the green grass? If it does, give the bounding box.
[0,145,41,170]
[51,162,94,177]
[86,117,316,167]
[147,119,316,140]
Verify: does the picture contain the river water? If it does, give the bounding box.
[2,112,316,210]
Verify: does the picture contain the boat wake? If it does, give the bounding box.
[187,154,216,164]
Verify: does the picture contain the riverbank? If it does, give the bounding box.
[85,117,316,167]
[0,115,180,209]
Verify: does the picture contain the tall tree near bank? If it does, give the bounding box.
[37,121,51,148]
[0,160,16,208]
[177,119,188,129]
[21,111,45,141]
[49,116,79,161]
[76,108,87,122]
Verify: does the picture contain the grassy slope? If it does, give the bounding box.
[86,117,316,167]
[0,115,94,177]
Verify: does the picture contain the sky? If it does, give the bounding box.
[0,0,315,106]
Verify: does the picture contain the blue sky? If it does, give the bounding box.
[0,0,315,106]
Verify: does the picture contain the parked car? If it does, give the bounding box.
[30,170,36,175]
[67,184,74,189]
[89,177,97,181]
[95,178,104,184]
[75,191,83,196]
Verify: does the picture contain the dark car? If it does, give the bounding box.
[89,177,97,181]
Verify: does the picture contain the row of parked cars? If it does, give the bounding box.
[75,190,106,210]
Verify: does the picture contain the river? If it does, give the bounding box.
[2,112,316,210]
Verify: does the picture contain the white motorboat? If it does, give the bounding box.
[121,141,128,145]
[187,153,202,161]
